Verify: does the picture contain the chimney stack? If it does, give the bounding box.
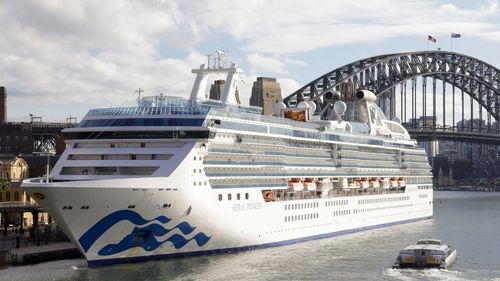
[0,86,6,123]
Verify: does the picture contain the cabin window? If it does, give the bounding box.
[237,193,241,200]
[140,143,145,148]
[218,194,222,201]
[245,193,249,200]
[228,194,232,201]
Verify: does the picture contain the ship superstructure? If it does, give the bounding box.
[23,52,433,266]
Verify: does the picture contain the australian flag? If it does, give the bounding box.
[451,33,461,38]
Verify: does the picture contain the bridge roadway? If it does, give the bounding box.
[408,129,500,145]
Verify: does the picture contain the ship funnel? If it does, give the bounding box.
[355,90,377,102]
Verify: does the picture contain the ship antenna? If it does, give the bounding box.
[206,54,212,69]
[135,88,144,104]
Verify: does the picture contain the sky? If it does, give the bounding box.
[1,0,500,122]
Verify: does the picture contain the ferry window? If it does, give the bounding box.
[110,143,115,148]
[193,182,196,186]
[193,156,196,160]
[131,155,137,160]
[193,169,196,173]
[237,193,241,200]
[245,193,249,199]
[228,194,232,201]
[218,194,222,201]
[140,143,146,148]
[199,169,202,173]
[204,182,207,186]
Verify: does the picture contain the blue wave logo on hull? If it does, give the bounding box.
[78,210,211,255]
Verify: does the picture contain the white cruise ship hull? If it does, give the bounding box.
[24,173,432,267]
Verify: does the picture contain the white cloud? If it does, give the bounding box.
[247,53,289,76]
[1,0,499,121]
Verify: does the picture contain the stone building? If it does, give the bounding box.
[250,77,283,115]
[0,155,48,228]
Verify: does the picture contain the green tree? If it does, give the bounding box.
[0,178,10,192]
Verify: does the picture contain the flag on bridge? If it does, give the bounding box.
[451,33,461,38]
[428,35,437,42]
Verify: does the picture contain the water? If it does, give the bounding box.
[2,191,500,281]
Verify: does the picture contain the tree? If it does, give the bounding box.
[0,178,10,192]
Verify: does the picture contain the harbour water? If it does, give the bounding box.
[1,191,499,281]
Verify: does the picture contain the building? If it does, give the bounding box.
[209,80,225,100]
[0,123,33,154]
[0,154,35,228]
[208,80,241,104]
[250,77,283,115]
[0,154,55,229]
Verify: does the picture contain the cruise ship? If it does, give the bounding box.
[22,53,433,267]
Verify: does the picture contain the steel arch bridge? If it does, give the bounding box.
[284,51,500,124]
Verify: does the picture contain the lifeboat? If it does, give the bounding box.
[370,178,380,188]
[380,178,390,189]
[358,179,369,189]
[398,177,406,188]
[304,178,317,191]
[288,178,303,191]
[390,178,399,188]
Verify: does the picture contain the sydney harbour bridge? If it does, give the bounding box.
[284,51,500,152]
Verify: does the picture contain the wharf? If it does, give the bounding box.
[1,242,82,266]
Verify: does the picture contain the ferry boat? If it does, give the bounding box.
[393,239,457,269]
[22,52,433,267]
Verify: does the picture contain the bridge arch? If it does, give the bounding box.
[284,51,500,122]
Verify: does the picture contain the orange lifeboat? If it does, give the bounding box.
[380,178,390,189]
[304,178,317,191]
[358,178,369,189]
[288,178,304,191]
[370,178,380,188]
[398,177,406,188]
[390,178,399,188]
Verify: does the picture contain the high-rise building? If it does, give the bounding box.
[250,77,282,115]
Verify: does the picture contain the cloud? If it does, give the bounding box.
[247,53,289,76]
[1,0,499,121]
